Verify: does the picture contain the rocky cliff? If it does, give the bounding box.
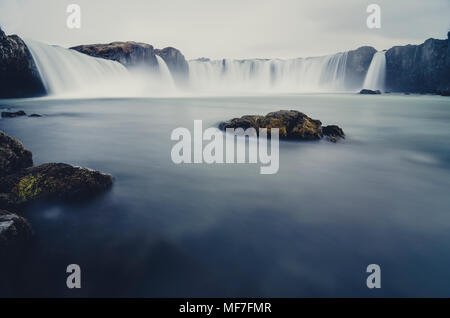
[385,32,450,94]
[0,27,45,98]
[70,41,159,69]
[71,42,190,84]
[344,46,377,90]
[154,47,189,84]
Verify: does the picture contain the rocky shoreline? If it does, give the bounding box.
[0,130,113,249]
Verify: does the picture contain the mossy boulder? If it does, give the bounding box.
[0,163,113,210]
[0,130,33,177]
[219,110,344,142]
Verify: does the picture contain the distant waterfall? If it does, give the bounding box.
[188,52,349,94]
[363,51,386,92]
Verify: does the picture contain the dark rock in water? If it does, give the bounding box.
[0,27,46,98]
[28,114,42,117]
[344,46,377,91]
[154,47,189,84]
[385,33,450,94]
[1,110,26,118]
[438,89,450,96]
[71,41,159,69]
[322,125,345,143]
[219,110,344,142]
[0,130,33,178]
[0,163,113,210]
[0,210,32,248]
[359,89,381,95]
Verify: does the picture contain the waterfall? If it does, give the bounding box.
[24,40,179,97]
[188,52,349,94]
[25,39,131,97]
[155,55,176,91]
[363,51,386,92]
[24,39,356,97]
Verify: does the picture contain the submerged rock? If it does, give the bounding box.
[322,125,345,143]
[219,110,344,142]
[0,210,32,247]
[0,130,33,177]
[0,163,113,210]
[1,110,26,118]
[438,89,450,96]
[359,89,381,95]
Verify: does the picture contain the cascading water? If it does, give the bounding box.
[24,40,178,97]
[188,52,349,94]
[155,55,176,91]
[24,39,357,97]
[25,39,130,97]
[363,51,386,92]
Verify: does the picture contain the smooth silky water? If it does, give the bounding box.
[1,93,450,297]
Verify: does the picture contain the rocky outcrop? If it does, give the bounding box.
[0,210,32,248]
[0,27,45,98]
[359,89,381,95]
[0,130,33,178]
[70,41,159,69]
[219,110,344,142]
[344,46,377,90]
[71,42,190,85]
[385,33,450,94]
[322,125,345,143]
[1,130,113,213]
[0,163,113,210]
[1,110,27,118]
[154,47,189,84]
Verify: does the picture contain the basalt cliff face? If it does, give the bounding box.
[385,32,450,94]
[344,46,377,90]
[0,27,45,98]
[154,47,189,84]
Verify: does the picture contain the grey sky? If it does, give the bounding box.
[0,0,449,59]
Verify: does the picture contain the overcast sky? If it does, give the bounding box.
[0,0,449,59]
